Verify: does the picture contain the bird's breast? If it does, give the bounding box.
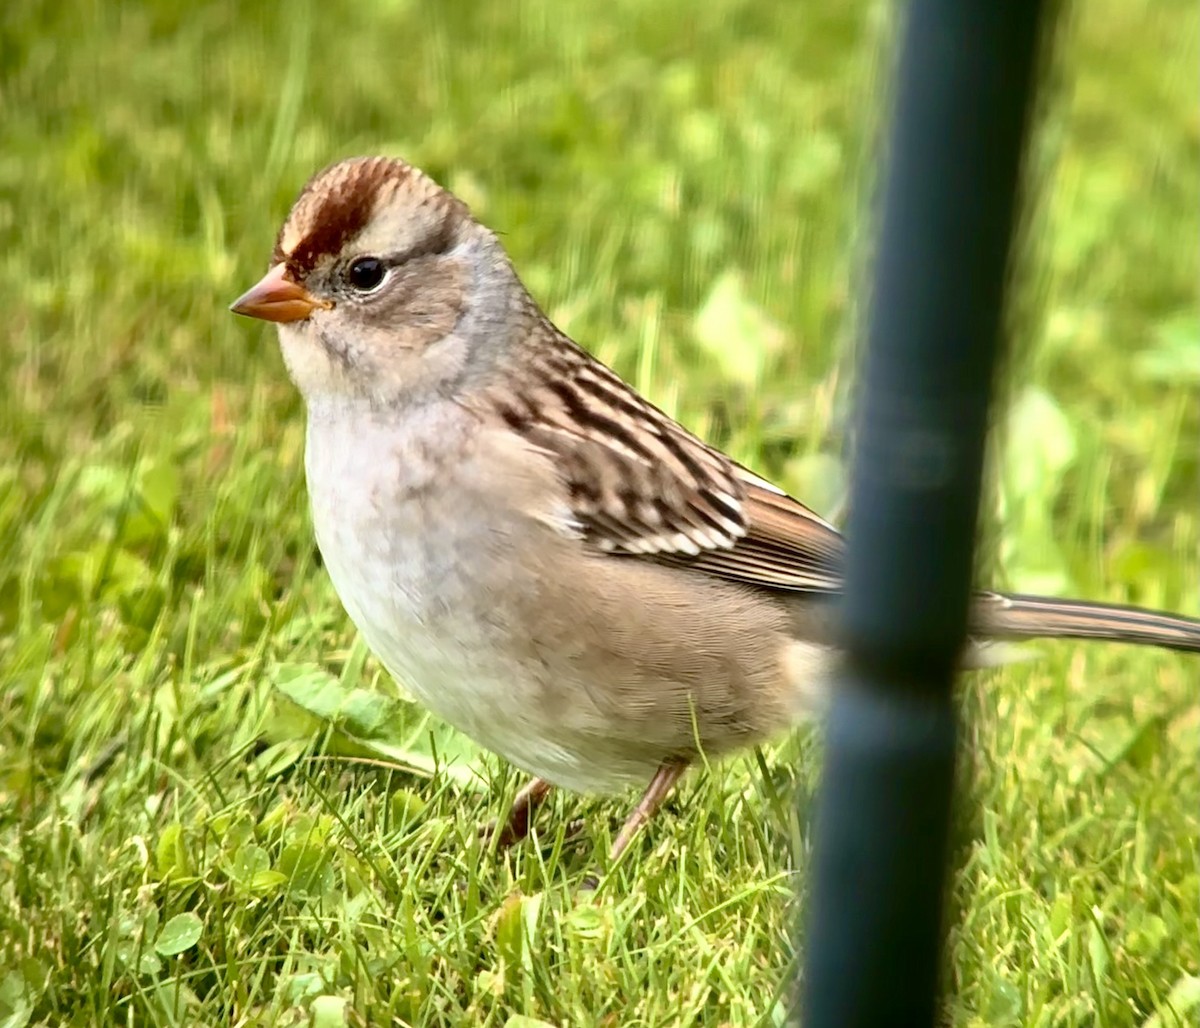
[301,405,640,790]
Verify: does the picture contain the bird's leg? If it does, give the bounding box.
[485,777,553,848]
[609,761,688,862]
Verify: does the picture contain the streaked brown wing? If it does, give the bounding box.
[672,468,845,593]
[484,321,846,594]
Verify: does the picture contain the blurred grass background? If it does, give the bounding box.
[1,0,1197,1025]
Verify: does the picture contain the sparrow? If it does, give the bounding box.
[231,156,1200,861]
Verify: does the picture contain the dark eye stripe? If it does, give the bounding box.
[342,219,461,294]
[394,216,459,264]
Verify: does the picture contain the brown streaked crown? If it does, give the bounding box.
[272,156,468,277]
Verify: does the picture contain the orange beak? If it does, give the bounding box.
[229,263,332,323]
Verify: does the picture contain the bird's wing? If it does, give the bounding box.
[481,328,845,594]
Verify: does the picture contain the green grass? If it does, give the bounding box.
[1,1,1197,1025]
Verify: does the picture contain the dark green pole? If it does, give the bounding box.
[801,3,1048,1025]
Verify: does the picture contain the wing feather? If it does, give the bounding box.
[477,318,846,594]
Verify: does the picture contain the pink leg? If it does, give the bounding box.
[609,761,688,862]
[485,777,553,848]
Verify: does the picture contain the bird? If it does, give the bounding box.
[230,155,1200,862]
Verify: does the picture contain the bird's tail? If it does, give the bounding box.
[974,592,1200,654]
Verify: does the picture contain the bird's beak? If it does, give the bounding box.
[229,263,331,323]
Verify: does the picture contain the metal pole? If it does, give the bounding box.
[800,3,1048,1025]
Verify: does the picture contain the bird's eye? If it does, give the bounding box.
[347,257,386,291]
